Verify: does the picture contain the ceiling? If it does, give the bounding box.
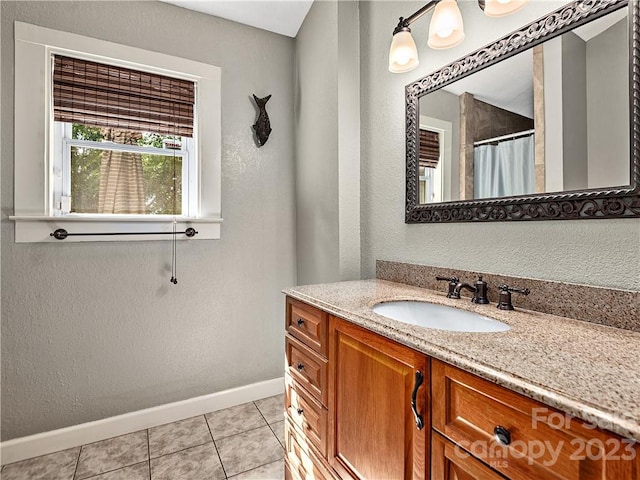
[439,6,629,119]
[159,0,314,38]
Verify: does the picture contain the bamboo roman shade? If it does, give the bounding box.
[419,129,440,169]
[53,55,195,137]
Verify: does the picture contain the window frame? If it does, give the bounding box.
[53,122,195,217]
[11,22,222,242]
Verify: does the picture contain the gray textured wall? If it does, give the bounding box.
[294,1,341,286]
[561,32,588,191]
[294,1,361,285]
[587,17,629,188]
[1,1,296,440]
[359,0,640,289]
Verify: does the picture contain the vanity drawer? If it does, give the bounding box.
[285,334,328,406]
[285,420,334,480]
[432,431,506,480]
[286,297,328,356]
[285,373,328,457]
[432,359,637,480]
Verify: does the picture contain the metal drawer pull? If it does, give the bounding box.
[296,363,305,371]
[494,425,511,445]
[411,371,424,430]
[296,408,304,415]
[297,318,305,327]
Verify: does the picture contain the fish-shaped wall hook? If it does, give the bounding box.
[252,94,272,147]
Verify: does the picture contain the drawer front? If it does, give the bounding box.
[432,359,637,480]
[286,297,328,356]
[285,420,333,480]
[286,334,328,406]
[285,373,328,457]
[432,431,506,480]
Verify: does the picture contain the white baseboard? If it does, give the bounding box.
[0,377,284,466]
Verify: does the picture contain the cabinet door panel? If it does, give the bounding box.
[432,431,507,480]
[329,316,428,480]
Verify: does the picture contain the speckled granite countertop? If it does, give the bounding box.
[283,279,640,442]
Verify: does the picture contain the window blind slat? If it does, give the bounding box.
[419,129,440,169]
[53,55,195,137]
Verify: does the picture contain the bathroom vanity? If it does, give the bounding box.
[282,280,640,480]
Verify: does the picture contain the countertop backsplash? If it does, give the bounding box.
[376,260,640,332]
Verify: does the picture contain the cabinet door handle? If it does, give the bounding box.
[296,408,304,415]
[411,370,424,430]
[296,363,305,371]
[494,425,511,445]
[297,318,304,327]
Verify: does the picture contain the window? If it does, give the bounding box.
[419,128,443,203]
[12,22,221,242]
[51,55,196,217]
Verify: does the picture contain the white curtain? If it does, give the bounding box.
[473,135,535,199]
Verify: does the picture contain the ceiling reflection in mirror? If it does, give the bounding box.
[417,7,629,204]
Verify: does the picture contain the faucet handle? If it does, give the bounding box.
[472,276,490,304]
[436,276,459,298]
[497,284,530,310]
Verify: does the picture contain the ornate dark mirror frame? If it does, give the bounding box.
[406,0,640,223]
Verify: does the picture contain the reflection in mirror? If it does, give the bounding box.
[418,7,629,204]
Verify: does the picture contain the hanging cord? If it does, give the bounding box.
[170,218,177,284]
[170,117,178,285]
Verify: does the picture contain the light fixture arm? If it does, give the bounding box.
[392,0,441,35]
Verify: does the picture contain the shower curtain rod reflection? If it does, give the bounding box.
[474,128,535,147]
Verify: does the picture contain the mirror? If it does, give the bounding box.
[406,0,640,222]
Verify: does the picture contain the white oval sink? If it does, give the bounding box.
[372,301,510,333]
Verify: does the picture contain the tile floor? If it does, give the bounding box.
[1,395,285,480]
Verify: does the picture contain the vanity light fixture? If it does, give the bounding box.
[389,0,529,73]
[478,0,528,18]
[428,0,465,50]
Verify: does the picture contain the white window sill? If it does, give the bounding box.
[10,216,222,243]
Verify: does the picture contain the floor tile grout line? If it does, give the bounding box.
[72,445,82,480]
[210,421,275,443]
[266,421,285,450]
[146,429,151,480]
[227,458,284,480]
[255,400,285,449]
[76,461,149,480]
[205,414,229,479]
[148,439,214,462]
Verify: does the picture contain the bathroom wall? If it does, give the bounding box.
[560,32,588,191]
[359,0,640,290]
[294,1,340,286]
[1,1,296,440]
[294,0,361,286]
[587,18,629,188]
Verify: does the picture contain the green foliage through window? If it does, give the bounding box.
[69,123,183,214]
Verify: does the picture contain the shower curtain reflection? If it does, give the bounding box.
[473,134,535,199]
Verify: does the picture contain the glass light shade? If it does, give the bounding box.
[483,0,528,17]
[428,0,465,50]
[389,31,419,73]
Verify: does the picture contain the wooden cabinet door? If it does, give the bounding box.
[432,431,507,480]
[328,316,428,480]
